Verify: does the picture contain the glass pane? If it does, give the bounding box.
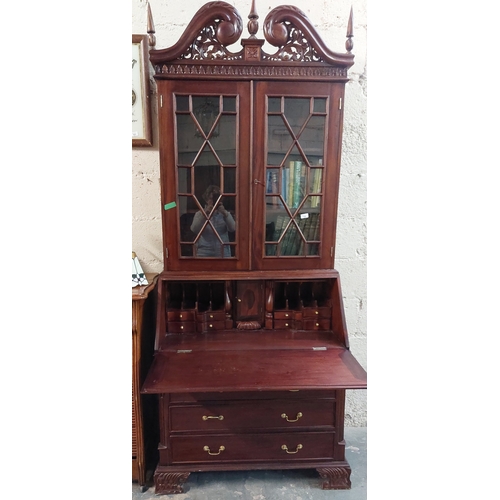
[308,168,323,208]
[284,98,310,136]
[223,96,236,112]
[303,211,320,242]
[308,243,319,256]
[178,194,196,257]
[190,185,236,258]
[176,95,190,112]
[192,96,220,138]
[176,114,204,165]
[194,162,221,206]
[266,168,280,194]
[266,199,290,244]
[176,93,238,260]
[268,97,281,113]
[313,97,327,113]
[223,167,236,194]
[291,159,307,209]
[281,221,300,256]
[209,114,236,164]
[178,167,192,194]
[300,115,325,159]
[267,115,292,166]
[283,148,307,211]
[265,243,277,256]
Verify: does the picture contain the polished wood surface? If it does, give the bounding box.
[143,344,366,394]
[132,273,158,487]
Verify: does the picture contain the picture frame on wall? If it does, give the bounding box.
[132,34,152,147]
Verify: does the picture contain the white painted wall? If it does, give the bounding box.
[132,0,367,426]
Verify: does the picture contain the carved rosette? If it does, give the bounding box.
[317,466,352,490]
[154,471,191,495]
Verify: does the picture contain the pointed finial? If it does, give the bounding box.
[345,6,353,52]
[147,2,156,48]
[247,0,259,37]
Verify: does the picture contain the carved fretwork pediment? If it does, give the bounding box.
[148,1,354,78]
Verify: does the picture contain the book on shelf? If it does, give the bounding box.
[288,161,295,208]
[280,219,295,255]
[281,214,311,256]
[281,166,289,204]
[310,168,322,208]
[294,161,306,209]
[271,170,279,207]
[296,214,309,256]
[266,170,280,207]
[273,214,286,243]
[286,160,306,209]
[308,212,321,255]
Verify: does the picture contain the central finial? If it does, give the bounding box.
[247,0,259,37]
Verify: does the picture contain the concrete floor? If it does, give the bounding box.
[132,427,366,500]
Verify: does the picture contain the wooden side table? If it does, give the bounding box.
[132,273,158,490]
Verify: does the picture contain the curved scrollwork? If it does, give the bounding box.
[262,5,354,67]
[150,1,244,64]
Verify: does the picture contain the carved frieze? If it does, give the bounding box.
[154,63,347,79]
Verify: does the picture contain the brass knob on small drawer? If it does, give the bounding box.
[281,412,303,422]
[203,445,225,456]
[202,415,224,421]
[281,444,303,454]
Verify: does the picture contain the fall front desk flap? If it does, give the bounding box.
[142,333,367,394]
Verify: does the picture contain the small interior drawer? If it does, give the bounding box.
[303,318,331,330]
[168,321,196,333]
[273,319,295,329]
[167,310,195,321]
[197,311,226,321]
[197,320,226,332]
[302,307,331,319]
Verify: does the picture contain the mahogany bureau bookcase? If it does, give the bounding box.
[141,1,367,494]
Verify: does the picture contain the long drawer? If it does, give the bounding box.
[170,399,335,432]
[168,431,335,464]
